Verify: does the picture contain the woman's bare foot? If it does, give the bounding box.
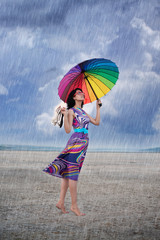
[71,206,86,216]
[56,202,69,214]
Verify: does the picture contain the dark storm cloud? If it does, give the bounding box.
[0,0,144,28]
[0,0,106,28]
[0,0,71,27]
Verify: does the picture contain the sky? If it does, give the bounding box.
[0,0,160,150]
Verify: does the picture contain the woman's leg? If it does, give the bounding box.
[56,178,69,213]
[69,179,85,216]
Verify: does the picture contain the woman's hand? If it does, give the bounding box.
[96,99,102,108]
[61,107,67,115]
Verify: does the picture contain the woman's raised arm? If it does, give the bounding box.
[85,99,101,126]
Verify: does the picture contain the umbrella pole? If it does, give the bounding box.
[84,74,102,107]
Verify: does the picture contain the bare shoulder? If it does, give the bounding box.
[68,108,75,118]
[68,108,73,114]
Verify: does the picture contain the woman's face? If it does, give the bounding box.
[73,90,85,101]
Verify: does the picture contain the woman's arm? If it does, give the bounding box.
[61,108,74,133]
[85,99,101,126]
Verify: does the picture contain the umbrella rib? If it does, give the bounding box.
[84,75,98,100]
[88,73,115,87]
[75,74,93,103]
[87,70,118,83]
[87,65,118,73]
[92,69,118,78]
[85,63,118,75]
[71,73,83,92]
[82,74,92,102]
[73,73,93,103]
[84,59,116,70]
[61,74,82,102]
[85,74,107,98]
[89,75,109,94]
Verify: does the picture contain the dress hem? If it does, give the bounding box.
[42,170,79,181]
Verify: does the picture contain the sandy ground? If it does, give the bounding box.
[0,150,160,240]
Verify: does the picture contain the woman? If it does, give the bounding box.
[43,88,101,216]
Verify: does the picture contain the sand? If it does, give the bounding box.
[0,150,160,240]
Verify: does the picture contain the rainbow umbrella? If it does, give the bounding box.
[58,58,119,105]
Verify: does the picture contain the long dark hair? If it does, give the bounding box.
[60,88,84,128]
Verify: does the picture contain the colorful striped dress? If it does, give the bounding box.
[42,107,90,181]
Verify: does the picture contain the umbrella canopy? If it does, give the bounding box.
[58,58,119,105]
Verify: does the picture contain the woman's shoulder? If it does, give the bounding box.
[68,108,76,117]
[69,107,77,112]
[68,107,74,112]
[68,108,74,113]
